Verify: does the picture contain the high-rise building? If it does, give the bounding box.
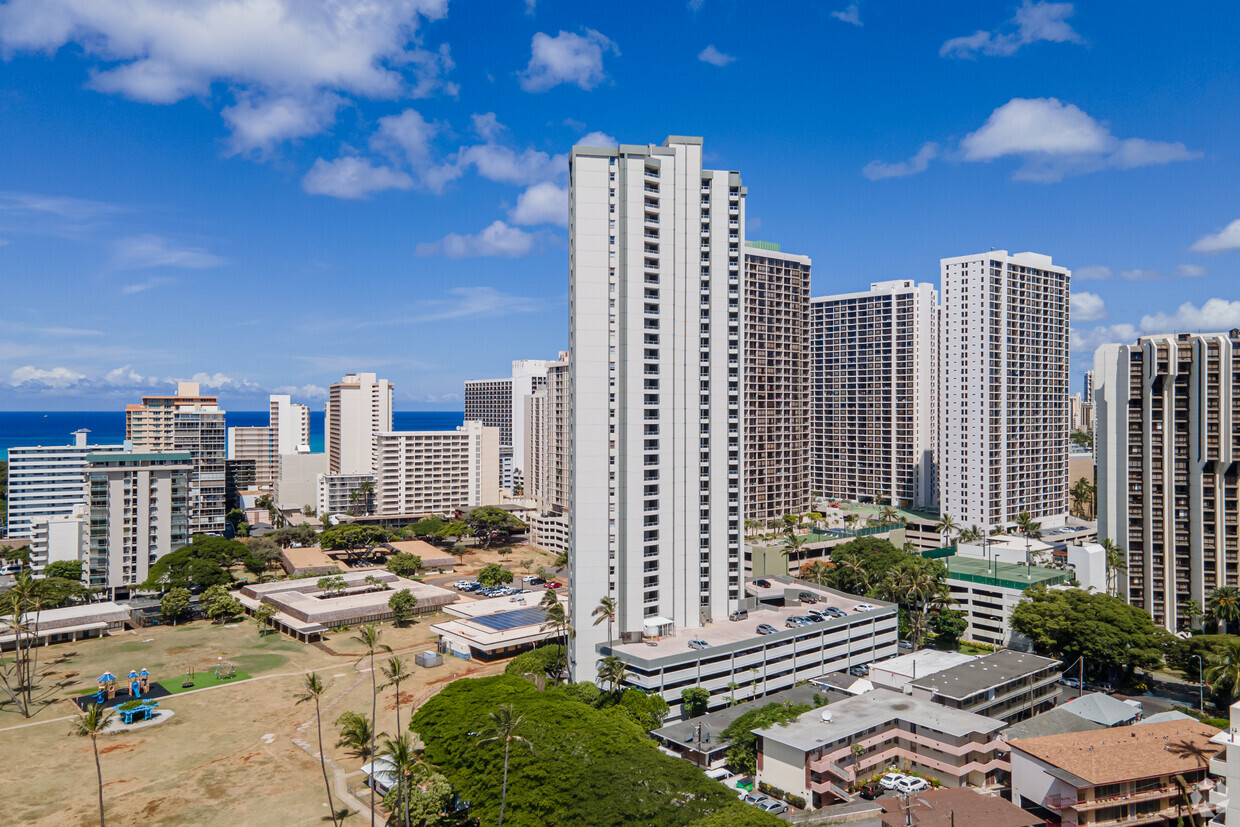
[227,394,315,492]
[743,241,812,523]
[86,451,191,593]
[811,280,939,509]
[525,353,570,510]
[269,394,311,454]
[372,421,501,515]
[324,372,393,476]
[6,430,125,540]
[939,251,1070,530]
[126,382,226,536]
[1095,330,1240,632]
[569,135,744,678]
[465,360,554,492]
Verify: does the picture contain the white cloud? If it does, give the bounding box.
[272,383,328,399]
[1071,291,1106,322]
[1176,264,1208,278]
[579,131,616,147]
[222,93,343,155]
[524,0,536,15]
[941,1,1083,58]
[519,29,618,92]
[414,220,536,258]
[120,275,175,294]
[1077,263,1209,282]
[698,45,735,66]
[8,365,86,388]
[302,157,415,199]
[0,190,122,221]
[368,108,465,193]
[113,234,226,269]
[103,365,160,386]
[960,98,1198,182]
[39,327,103,337]
[0,0,454,151]
[1190,219,1240,253]
[1074,265,1112,280]
[458,143,565,186]
[831,3,862,26]
[408,286,544,322]
[1071,298,1240,353]
[862,142,938,180]
[509,182,567,227]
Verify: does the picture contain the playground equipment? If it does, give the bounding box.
[94,668,154,704]
[214,660,237,681]
[116,699,160,725]
[93,672,118,704]
[181,666,196,689]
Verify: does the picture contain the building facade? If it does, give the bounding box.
[1095,330,1240,631]
[908,649,1062,724]
[316,473,373,516]
[86,452,191,593]
[940,251,1070,530]
[811,280,939,509]
[569,136,745,678]
[125,382,225,536]
[268,394,311,454]
[371,421,501,515]
[227,426,278,491]
[526,354,571,552]
[6,430,125,540]
[465,376,514,489]
[325,372,393,476]
[743,241,812,523]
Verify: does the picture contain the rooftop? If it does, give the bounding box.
[1002,707,1105,741]
[947,555,1071,589]
[871,650,976,682]
[878,787,1041,827]
[1059,692,1141,727]
[652,684,829,751]
[755,687,1005,752]
[911,650,1061,701]
[1009,719,1222,785]
[240,571,456,625]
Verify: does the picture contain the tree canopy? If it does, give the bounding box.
[464,506,526,549]
[141,535,257,590]
[824,537,917,595]
[411,675,765,827]
[386,553,422,579]
[721,700,817,776]
[477,563,514,588]
[42,560,83,581]
[1010,586,1172,677]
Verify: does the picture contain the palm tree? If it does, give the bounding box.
[591,595,617,646]
[380,733,423,827]
[744,518,762,538]
[353,625,392,827]
[800,561,833,586]
[1014,511,1042,569]
[540,602,574,682]
[781,533,810,575]
[378,656,412,735]
[355,480,375,515]
[597,655,629,694]
[335,710,384,759]
[1099,538,1127,596]
[1207,640,1240,705]
[956,525,983,543]
[879,506,900,526]
[1185,599,1204,631]
[1210,586,1240,635]
[933,514,958,545]
[256,493,282,527]
[480,704,531,827]
[839,557,871,595]
[69,703,115,826]
[1069,478,1094,520]
[296,673,340,827]
[843,513,859,530]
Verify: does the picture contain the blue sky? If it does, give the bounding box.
[1,0,1238,411]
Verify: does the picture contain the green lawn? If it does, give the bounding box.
[157,668,253,695]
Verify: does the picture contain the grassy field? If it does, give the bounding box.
[0,613,506,826]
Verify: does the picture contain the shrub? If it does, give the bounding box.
[757,782,806,810]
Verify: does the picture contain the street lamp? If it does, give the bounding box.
[1190,654,1205,711]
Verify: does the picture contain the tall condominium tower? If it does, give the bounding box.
[372,421,501,515]
[126,382,226,536]
[1095,330,1240,632]
[939,251,1070,530]
[269,394,311,454]
[525,353,570,511]
[325,372,393,475]
[811,280,939,509]
[227,394,314,492]
[569,135,744,678]
[465,360,554,491]
[743,241,812,523]
[6,430,125,543]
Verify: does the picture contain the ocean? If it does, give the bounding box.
[0,410,465,460]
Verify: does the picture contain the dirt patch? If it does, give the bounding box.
[164,647,196,655]
[239,752,261,764]
[99,742,137,755]
[140,799,164,817]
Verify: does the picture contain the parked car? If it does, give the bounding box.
[755,800,789,814]
[896,777,929,794]
[797,591,818,604]
[824,607,847,618]
[688,639,710,650]
[742,792,770,806]
[848,665,870,677]
[879,772,907,790]
[858,782,883,800]
[729,609,749,622]
[546,581,563,589]
[852,603,877,613]
[756,624,778,635]
[1060,677,1081,688]
[898,640,914,650]
[753,579,772,589]
[527,577,546,585]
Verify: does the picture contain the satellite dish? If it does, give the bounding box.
[821,710,833,722]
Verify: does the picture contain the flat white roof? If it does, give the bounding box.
[871,650,976,680]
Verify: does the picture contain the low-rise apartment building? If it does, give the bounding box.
[603,581,898,720]
[908,649,1061,724]
[372,421,500,515]
[1010,719,1222,826]
[756,688,1009,807]
[316,473,373,516]
[944,555,1071,649]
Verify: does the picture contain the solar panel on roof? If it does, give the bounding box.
[471,607,548,631]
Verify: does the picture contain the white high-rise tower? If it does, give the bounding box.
[939,251,1070,530]
[569,136,745,678]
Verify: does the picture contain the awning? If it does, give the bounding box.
[643,616,674,628]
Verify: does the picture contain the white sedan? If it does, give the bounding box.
[896,776,929,794]
[879,772,907,790]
